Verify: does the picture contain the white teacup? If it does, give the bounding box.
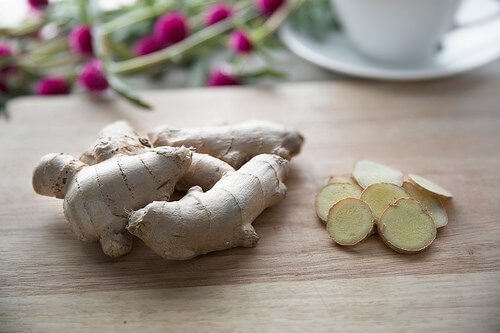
[331,0,462,65]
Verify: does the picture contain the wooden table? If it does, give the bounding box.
[1,68,500,332]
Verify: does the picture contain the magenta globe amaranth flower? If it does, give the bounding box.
[229,30,253,55]
[69,25,94,56]
[28,0,49,10]
[0,43,17,74]
[204,4,232,26]
[154,12,189,47]
[255,0,285,15]
[0,43,13,58]
[207,69,240,86]
[79,59,109,92]
[35,77,70,95]
[0,81,8,94]
[133,35,161,56]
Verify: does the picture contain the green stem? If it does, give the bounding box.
[26,54,80,69]
[110,8,257,75]
[21,38,69,64]
[0,18,46,38]
[102,1,174,36]
[89,0,153,110]
[253,0,305,41]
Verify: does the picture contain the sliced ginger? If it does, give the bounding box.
[408,173,453,199]
[360,183,410,220]
[317,160,450,254]
[326,198,374,246]
[352,160,404,188]
[315,182,363,222]
[403,181,448,228]
[328,174,357,185]
[378,198,437,253]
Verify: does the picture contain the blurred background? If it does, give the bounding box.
[1,0,499,114]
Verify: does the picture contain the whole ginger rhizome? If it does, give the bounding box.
[33,120,304,259]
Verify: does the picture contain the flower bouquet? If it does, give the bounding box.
[0,0,306,115]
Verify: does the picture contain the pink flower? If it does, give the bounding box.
[133,35,161,56]
[69,25,94,56]
[0,81,8,94]
[204,4,232,26]
[255,0,285,15]
[228,30,253,55]
[154,12,189,47]
[0,43,15,74]
[0,43,13,57]
[28,0,49,10]
[35,76,70,95]
[78,59,109,92]
[207,69,240,86]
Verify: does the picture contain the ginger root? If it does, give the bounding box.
[175,153,234,192]
[80,121,150,165]
[127,154,289,260]
[33,147,192,257]
[80,121,234,192]
[149,120,304,168]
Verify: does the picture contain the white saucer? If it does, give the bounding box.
[280,8,500,81]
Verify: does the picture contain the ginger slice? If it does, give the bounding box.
[360,183,410,220]
[408,173,453,199]
[315,182,363,222]
[403,181,448,228]
[328,174,357,185]
[352,160,404,188]
[326,198,374,246]
[378,198,437,253]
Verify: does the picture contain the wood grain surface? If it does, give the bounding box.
[1,71,500,332]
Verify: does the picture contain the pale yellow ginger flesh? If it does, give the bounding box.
[326,198,374,246]
[149,120,304,169]
[80,121,150,165]
[33,147,192,257]
[408,173,453,199]
[403,181,448,228]
[80,121,235,192]
[360,183,410,221]
[315,183,363,222]
[352,160,404,188]
[378,198,437,253]
[127,154,289,260]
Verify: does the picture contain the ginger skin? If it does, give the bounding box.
[33,147,192,257]
[127,154,289,260]
[81,121,235,192]
[80,121,150,165]
[149,120,304,168]
[175,153,234,191]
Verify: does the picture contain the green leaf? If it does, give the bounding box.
[107,75,152,110]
